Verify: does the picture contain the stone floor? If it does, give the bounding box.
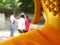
[0,24,43,42]
[0,30,20,42]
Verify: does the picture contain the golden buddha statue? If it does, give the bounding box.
[0,0,60,45]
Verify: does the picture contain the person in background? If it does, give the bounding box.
[17,13,25,33]
[10,12,16,37]
[24,16,30,32]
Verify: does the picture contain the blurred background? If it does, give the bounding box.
[0,0,45,42]
[0,0,45,30]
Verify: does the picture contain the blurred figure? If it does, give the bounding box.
[17,13,25,33]
[10,12,16,37]
[24,16,30,32]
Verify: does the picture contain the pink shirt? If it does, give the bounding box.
[25,19,30,31]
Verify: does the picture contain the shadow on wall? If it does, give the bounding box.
[39,16,45,25]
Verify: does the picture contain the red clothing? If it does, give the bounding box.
[25,19,30,31]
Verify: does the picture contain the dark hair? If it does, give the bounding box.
[26,16,29,19]
[26,16,31,22]
[21,15,25,18]
[11,11,15,15]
